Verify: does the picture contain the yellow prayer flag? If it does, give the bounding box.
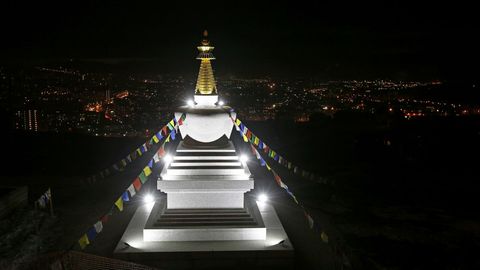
[235,119,241,126]
[165,136,170,142]
[254,137,259,146]
[242,135,248,142]
[143,166,152,176]
[169,119,175,127]
[266,164,271,170]
[78,234,90,249]
[136,148,142,156]
[321,231,329,243]
[152,135,159,143]
[115,197,123,211]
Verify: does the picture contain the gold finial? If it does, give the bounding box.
[195,30,217,95]
[201,30,210,46]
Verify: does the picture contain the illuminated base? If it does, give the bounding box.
[114,198,293,260]
[143,198,266,241]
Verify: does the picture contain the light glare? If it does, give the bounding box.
[258,193,268,203]
[143,194,154,204]
[240,154,248,163]
[187,100,194,106]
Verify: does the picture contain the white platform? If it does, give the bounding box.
[158,141,253,209]
[114,198,292,253]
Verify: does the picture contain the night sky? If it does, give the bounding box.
[1,1,478,80]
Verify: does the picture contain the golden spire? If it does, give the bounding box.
[195,30,217,95]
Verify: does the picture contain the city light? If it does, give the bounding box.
[258,193,268,203]
[143,194,154,204]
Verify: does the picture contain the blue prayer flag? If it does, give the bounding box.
[122,191,130,202]
[87,227,97,241]
[260,157,266,166]
[156,131,163,140]
[148,159,154,168]
[170,129,176,140]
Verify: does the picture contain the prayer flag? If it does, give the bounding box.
[133,178,142,191]
[139,172,148,183]
[260,157,266,166]
[254,137,259,146]
[162,126,168,135]
[156,131,163,140]
[140,144,147,153]
[78,234,89,249]
[87,227,97,241]
[306,213,314,229]
[148,159,154,168]
[273,172,282,185]
[235,118,241,126]
[266,164,271,170]
[321,231,329,243]
[167,122,174,131]
[115,197,124,211]
[158,146,166,157]
[153,153,160,163]
[258,140,263,149]
[122,191,130,202]
[152,135,159,143]
[127,184,136,197]
[170,129,176,140]
[136,148,142,156]
[101,215,109,224]
[165,136,170,143]
[121,159,127,167]
[94,221,103,233]
[242,134,248,142]
[143,166,152,177]
[286,189,299,204]
[280,180,288,190]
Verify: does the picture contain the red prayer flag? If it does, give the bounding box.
[273,172,282,186]
[101,215,109,224]
[158,146,166,157]
[133,178,142,191]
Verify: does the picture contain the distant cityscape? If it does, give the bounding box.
[1,65,478,138]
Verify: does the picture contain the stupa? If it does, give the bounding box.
[114,31,293,268]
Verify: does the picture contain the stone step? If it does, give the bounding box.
[166,167,246,175]
[174,156,239,161]
[159,174,252,181]
[164,208,246,213]
[158,217,255,222]
[177,148,235,153]
[176,151,237,156]
[170,162,242,167]
[153,221,258,227]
